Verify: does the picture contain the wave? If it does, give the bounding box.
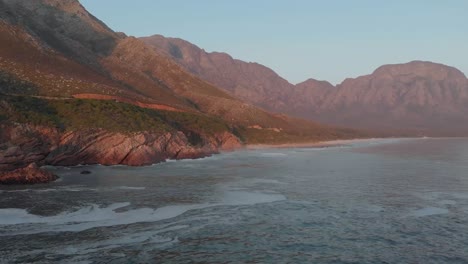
[116,186,146,190]
[3,186,99,193]
[410,207,449,217]
[250,179,288,185]
[259,153,287,157]
[0,191,285,235]
[0,202,209,235]
[221,191,286,205]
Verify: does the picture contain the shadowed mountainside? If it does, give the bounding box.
[141,35,297,112]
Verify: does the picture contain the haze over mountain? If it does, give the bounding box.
[143,35,468,136]
[307,61,468,136]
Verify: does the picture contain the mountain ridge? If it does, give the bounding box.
[142,34,468,136]
[0,0,362,180]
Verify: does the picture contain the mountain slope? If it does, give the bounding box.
[0,0,362,175]
[0,0,354,136]
[142,35,468,136]
[307,61,468,136]
[141,35,296,112]
[0,0,355,131]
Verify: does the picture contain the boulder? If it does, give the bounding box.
[0,163,58,185]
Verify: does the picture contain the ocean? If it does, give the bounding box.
[1,138,468,263]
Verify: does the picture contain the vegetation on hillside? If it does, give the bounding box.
[0,95,364,144]
[0,95,229,135]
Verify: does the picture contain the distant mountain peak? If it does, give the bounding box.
[372,61,467,80]
[297,78,334,88]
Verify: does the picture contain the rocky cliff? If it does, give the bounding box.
[0,94,243,174]
[0,123,241,171]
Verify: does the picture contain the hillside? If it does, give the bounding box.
[143,35,468,136]
[0,0,358,137]
[307,61,468,136]
[0,0,362,176]
[141,35,295,112]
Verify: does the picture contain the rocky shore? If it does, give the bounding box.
[0,124,242,184]
[0,163,57,185]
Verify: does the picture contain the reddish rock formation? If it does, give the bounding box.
[0,123,242,171]
[0,163,57,185]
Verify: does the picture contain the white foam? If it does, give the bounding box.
[251,179,288,185]
[411,207,449,217]
[0,202,209,235]
[164,155,222,164]
[3,186,99,193]
[35,189,60,193]
[61,225,188,256]
[221,191,286,205]
[259,152,287,157]
[0,190,285,235]
[116,186,146,190]
[54,177,64,182]
[4,189,32,193]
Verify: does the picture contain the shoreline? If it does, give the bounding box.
[244,138,394,150]
[0,137,427,186]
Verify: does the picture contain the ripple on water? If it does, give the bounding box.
[410,207,449,217]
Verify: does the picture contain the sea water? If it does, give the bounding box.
[1,138,468,263]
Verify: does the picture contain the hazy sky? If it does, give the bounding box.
[80,0,467,84]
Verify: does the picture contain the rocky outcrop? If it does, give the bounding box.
[0,163,57,185]
[0,124,242,172]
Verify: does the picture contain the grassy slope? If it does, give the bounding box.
[0,22,193,109]
[0,95,364,145]
[0,95,229,136]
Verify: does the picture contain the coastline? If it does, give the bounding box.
[244,138,387,150]
[0,137,415,186]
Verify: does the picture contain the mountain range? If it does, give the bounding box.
[0,0,360,178]
[143,35,468,136]
[1,0,467,182]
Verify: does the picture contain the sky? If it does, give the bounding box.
[80,0,468,85]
